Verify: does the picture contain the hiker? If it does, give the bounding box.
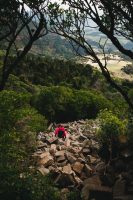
[54,124,67,140]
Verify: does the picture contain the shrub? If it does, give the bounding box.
[6,75,36,94]
[33,86,73,122]
[0,90,47,131]
[0,173,61,200]
[67,190,81,200]
[97,110,128,160]
[21,174,61,200]
[33,86,112,122]
[126,113,133,144]
[97,110,127,144]
[0,90,31,130]
[0,90,48,199]
[128,88,133,103]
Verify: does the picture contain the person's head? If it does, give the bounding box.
[58,124,62,127]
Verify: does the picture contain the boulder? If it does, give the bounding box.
[57,160,68,167]
[64,139,71,147]
[82,148,91,154]
[113,176,126,197]
[37,166,50,176]
[54,174,75,187]
[72,162,84,175]
[74,176,83,185]
[95,161,106,174]
[57,156,66,163]
[79,133,87,141]
[49,144,56,154]
[77,157,86,164]
[66,153,77,164]
[62,164,73,175]
[39,152,50,159]
[82,139,92,148]
[81,175,112,200]
[55,150,65,157]
[87,155,97,164]
[37,141,47,148]
[46,137,58,144]
[37,155,54,167]
[84,164,93,177]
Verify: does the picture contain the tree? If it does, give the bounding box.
[0,0,49,90]
[48,0,133,109]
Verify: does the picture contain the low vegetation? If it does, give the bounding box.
[0,54,132,199]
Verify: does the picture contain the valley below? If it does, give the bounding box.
[84,54,133,81]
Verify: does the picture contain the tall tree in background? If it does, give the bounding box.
[48,0,133,109]
[0,0,48,90]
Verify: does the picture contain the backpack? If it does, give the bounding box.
[58,129,64,138]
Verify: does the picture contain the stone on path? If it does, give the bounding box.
[55,150,65,157]
[46,137,58,144]
[37,166,50,176]
[81,175,112,200]
[72,162,84,175]
[62,164,73,175]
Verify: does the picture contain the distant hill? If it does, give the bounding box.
[33,29,133,57]
[24,33,85,58]
[1,22,133,59]
[85,27,133,53]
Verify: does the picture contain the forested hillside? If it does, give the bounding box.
[4,55,130,122]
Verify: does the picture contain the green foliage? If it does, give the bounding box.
[97,110,127,144]
[128,88,133,103]
[12,56,95,89]
[0,90,48,199]
[33,86,73,122]
[0,49,5,56]
[105,91,128,118]
[20,173,61,200]
[0,90,31,130]
[67,190,81,200]
[0,90,47,131]
[0,173,61,200]
[126,113,133,143]
[33,86,112,122]
[66,89,112,120]
[6,74,36,94]
[16,107,47,133]
[97,110,129,160]
[0,90,47,156]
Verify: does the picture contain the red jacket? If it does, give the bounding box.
[54,126,67,137]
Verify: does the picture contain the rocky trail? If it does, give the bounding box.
[32,120,133,200]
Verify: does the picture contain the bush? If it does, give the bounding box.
[0,90,31,130]
[33,86,73,122]
[0,173,61,200]
[67,190,81,200]
[97,110,127,144]
[0,90,48,198]
[97,110,128,160]
[6,75,36,94]
[33,86,112,122]
[128,88,133,103]
[0,90,47,131]
[126,113,133,144]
